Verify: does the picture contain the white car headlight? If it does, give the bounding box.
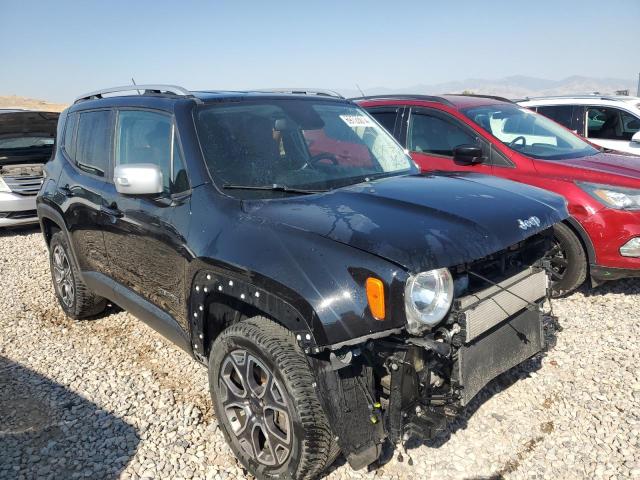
[404,268,454,334]
[0,177,10,193]
[578,182,640,211]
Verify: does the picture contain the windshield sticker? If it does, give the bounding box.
[340,114,375,128]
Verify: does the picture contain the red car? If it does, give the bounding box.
[356,94,640,294]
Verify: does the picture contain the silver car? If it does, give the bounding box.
[0,109,59,227]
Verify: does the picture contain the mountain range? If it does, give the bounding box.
[338,75,639,100]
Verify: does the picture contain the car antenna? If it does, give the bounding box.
[356,84,366,97]
[131,77,141,95]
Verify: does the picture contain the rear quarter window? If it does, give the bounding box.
[75,110,112,177]
[63,113,78,159]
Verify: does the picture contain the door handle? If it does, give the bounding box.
[100,203,123,219]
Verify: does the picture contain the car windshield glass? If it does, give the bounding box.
[0,136,54,150]
[462,105,599,160]
[195,99,415,197]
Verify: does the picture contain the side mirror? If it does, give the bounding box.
[632,131,640,144]
[114,164,163,195]
[453,144,485,165]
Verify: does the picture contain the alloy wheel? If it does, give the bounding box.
[52,244,75,308]
[219,349,292,467]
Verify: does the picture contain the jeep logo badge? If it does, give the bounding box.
[518,216,541,230]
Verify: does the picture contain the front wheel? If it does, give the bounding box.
[209,317,336,480]
[548,222,587,297]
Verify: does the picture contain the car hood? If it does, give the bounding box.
[0,110,58,166]
[556,152,640,179]
[245,173,568,272]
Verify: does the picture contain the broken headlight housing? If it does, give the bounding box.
[404,268,453,334]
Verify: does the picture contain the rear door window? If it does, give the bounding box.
[63,113,78,160]
[536,105,574,130]
[367,108,399,137]
[75,110,112,177]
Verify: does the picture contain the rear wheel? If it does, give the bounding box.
[209,317,335,480]
[49,231,107,319]
[549,222,587,297]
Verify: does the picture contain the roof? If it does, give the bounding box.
[72,84,349,106]
[352,94,512,109]
[192,90,349,103]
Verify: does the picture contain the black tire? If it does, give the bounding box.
[549,222,587,297]
[49,231,107,319]
[209,317,335,480]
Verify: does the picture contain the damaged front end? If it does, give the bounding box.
[313,231,552,470]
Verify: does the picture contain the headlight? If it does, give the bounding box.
[0,177,10,193]
[404,268,454,334]
[578,182,640,211]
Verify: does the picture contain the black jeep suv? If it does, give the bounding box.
[37,85,568,479]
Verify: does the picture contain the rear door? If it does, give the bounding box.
[406,107,494,175]
[102,108,192,328]
[57,109,112,273]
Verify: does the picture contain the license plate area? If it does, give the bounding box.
[454,308,544,406]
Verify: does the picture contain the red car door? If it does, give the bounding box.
[407,107,494,176]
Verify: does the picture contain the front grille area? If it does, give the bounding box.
[457,267,548,342]
[3,175,43,196]
[1,210,38,219]
[452,230,552,296]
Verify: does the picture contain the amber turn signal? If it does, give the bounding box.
[366,277,385,320]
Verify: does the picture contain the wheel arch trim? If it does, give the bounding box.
[189,270,326,361]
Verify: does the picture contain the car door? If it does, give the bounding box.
[57,109,112,273]
[406,107,494,175]
[102,108,192,328]
[585,106,640,155]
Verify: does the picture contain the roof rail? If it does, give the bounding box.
[254,88,345,99]
[445,93,514,103]
[517,94,630,102]
[349,94,455,106]
[74,84,192,104]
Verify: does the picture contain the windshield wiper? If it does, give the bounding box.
[222,184,327,195]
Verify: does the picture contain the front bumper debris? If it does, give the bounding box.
[313,266,549,470]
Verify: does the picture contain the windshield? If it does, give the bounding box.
[462,105,599,160]
[195,99,415,197]
[0,136,54,150]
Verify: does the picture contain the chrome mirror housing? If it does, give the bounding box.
[114,164,163,195]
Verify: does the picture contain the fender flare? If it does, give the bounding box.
[188,269,327,361]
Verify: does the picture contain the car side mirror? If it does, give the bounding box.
[114,164,164,195]
[632,131,640,144]
[453,144,485,165]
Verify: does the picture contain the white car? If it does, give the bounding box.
[518,95,640,156]
[0,109,59,227]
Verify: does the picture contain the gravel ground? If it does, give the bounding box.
[1,226,639,480]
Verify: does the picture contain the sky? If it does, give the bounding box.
[1,0,639,103]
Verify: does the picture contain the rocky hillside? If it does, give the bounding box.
[0,95,67,112]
